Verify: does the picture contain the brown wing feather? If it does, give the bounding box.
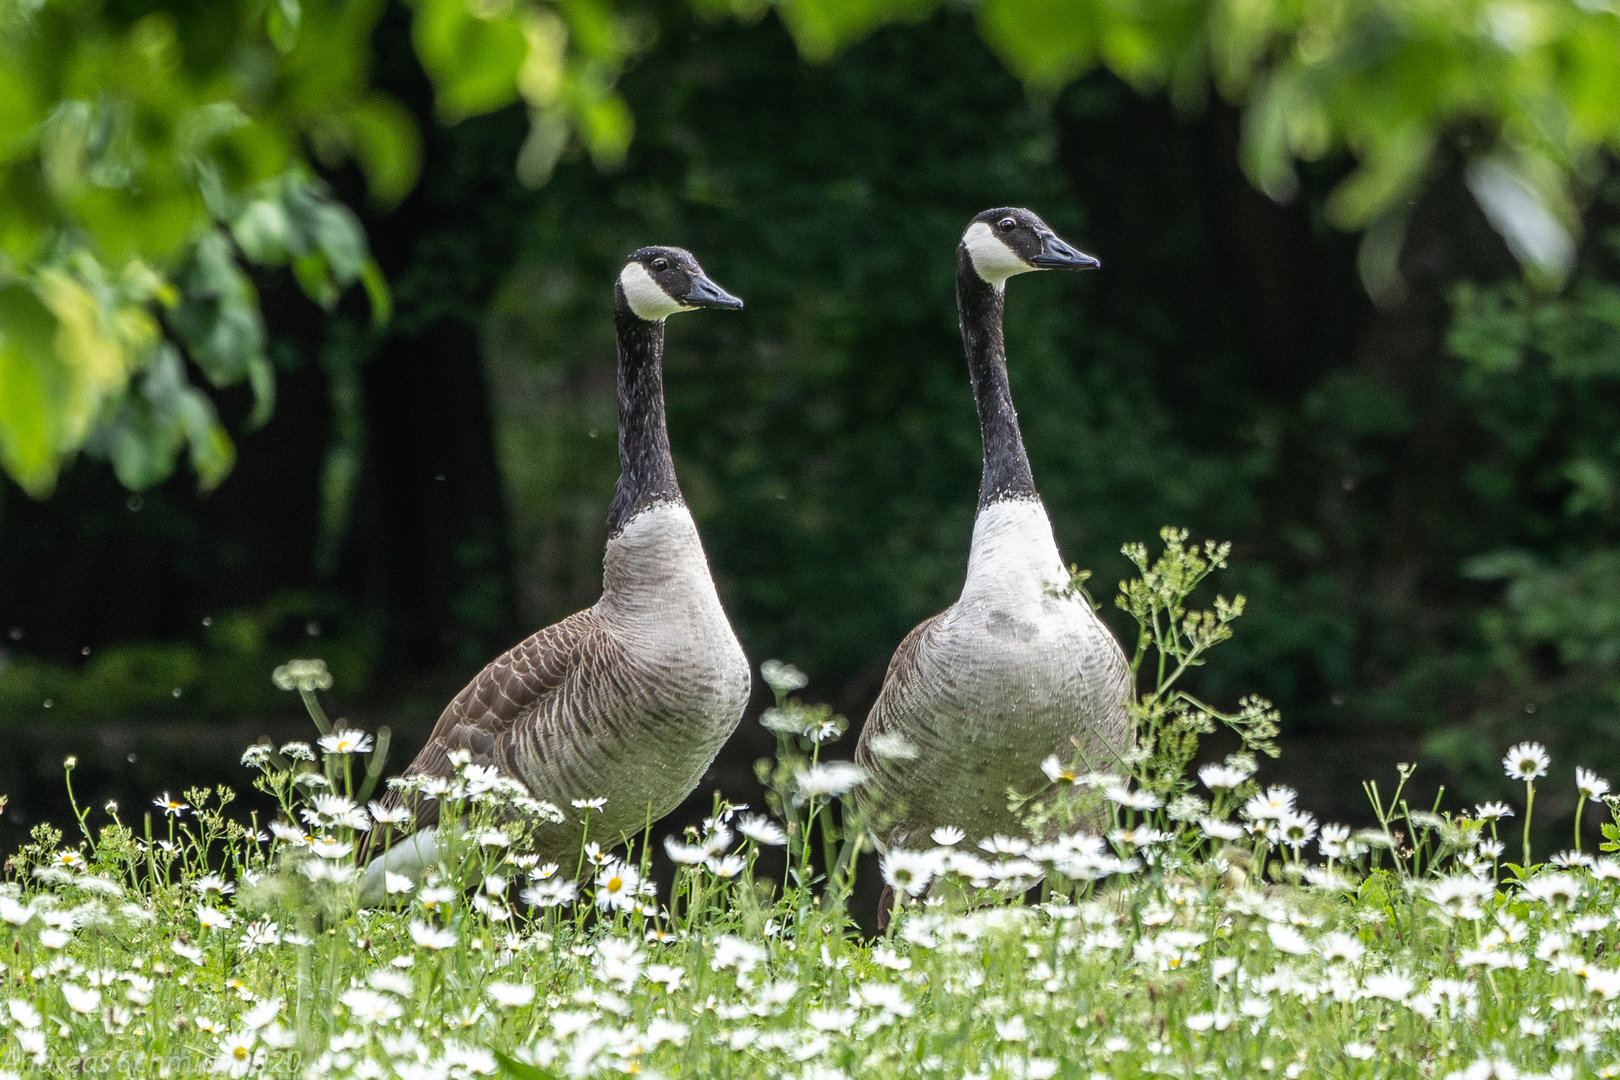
[855,613,942,782]
[378,610,604,833]
[862,615,943,733]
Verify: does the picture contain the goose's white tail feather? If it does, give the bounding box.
[358,828,441,908]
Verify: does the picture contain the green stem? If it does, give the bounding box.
[1522,780,1535,868]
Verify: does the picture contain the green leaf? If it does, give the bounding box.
[231,199,294,265]
[578,94,633,169]
[0,283,66,496]
[409,0,529,123]
[268,0,302,53]
[359,258,392,327]
[292,251,338,310]
[976,0,1096,91]
[309,201,367,286]
[246,352,275,430]
[777,0,939,63]
[493,1048,559,1080]
[169,231,268,386]
[1325,125,1436,231]
[345,95,423,208]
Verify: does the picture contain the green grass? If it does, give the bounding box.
[1,534,1618,1079]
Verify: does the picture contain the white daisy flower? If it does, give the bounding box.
[736,814,788,846]
[309,839,353,860]
[1523,873,1582,907]
[213,1031,258,1078]
[1198,763,1251,790]
[485,981,535,1008]
[339,987,402,1025]
[930,825,965,847]
[1242,786,1297,821]
[1502,742,1549,782]
[1040,755,1078,785]
[407,920,457,951]
[153,793,189,818]
[318,729,374,756]
[1279,811,1318,849]
[61,985,100,1014]
[594,861,642,911]
[1103,784,1162,811]
[1576,767,1610,801]
[977,835,1030,856]
[880,849,938,898]
[369,801,411,826]
[705,854,747,879]
[794,762,867,799]
[197,906,233,930]
[192,874,235,897]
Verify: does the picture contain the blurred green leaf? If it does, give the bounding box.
[344,96,424,208]
[268,0,302,53]
[409,0,530,123]
[0,284,65,496]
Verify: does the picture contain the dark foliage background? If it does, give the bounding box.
[3,0,1619,861]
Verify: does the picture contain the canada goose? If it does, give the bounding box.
[856,208,1133,862]
[361,247,751,904]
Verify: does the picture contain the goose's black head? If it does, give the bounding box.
[616,246,744,322]
[961,207,1099,290]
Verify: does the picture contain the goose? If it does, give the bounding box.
[855,207,1133,874]
[361,246,751,904]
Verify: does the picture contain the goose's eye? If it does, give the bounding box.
[998,218,1016,232]
[651,258,669,272]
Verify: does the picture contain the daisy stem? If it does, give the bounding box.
[1572,796,1585,856]
[1522,780,1534,868]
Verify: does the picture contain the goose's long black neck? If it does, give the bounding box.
[607,292,683,536]
[958,246,1037,510]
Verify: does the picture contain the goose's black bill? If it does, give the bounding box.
[682,273,745,310]
[1031,233,1099,270]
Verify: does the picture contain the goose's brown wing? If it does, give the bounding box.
[384,609,605,833]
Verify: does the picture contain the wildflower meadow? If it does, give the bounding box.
[2,531,1619,1079]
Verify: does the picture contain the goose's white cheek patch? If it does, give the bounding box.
[620,262,686,321]
[963,222,1035,290]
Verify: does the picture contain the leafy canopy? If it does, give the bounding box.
[2,0,1618,497]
